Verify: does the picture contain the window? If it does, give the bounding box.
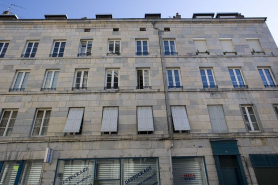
[19,161,43,185]
[64,108,84,134]
[163,40,177,55]
[113,28,119,31]
[167,69,181,88]
[50,41,66,57]
[78,40,92,57]
[194,39,209,54]
[105,69,119,90]
[10,71,30,91]
[107,40,120,55]
[200,68,217,88]
[101,107,118,134]
[42,70,59,90]
[137,107,154,134]
[274,105,278,118]
[171,106,190,132]
[229,68,247,88]
[137,69,150,89]
[0,42,9,58]
[95,159,120,184]
[164,27,170,31]
[0,110,17,136]
[73,70,88,90]
[140,28,146,31]
[246,39,264,54]
[22,41,39,58]
[32,109,51,136]
[84,28,90,32]
[220,39,236,55]
[241,106,260,132]
[258,68,277,88]
[136,40,149,55]
[0,161,21,184]
[208,105,228,133]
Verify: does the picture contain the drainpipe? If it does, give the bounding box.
[152,21,174,185]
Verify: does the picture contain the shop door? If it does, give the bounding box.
[253,168,278,185]
[219,156,240,185]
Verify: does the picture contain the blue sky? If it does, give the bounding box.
[1,0,278,44]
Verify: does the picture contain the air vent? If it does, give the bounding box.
[44,14,68,20]
[96,14,112,19]
[192,13,214,19]
[164,27,170,32]
[113,28,119,32]
[140,28,146,31]
[145,13,161,19]
[84,29,90,32]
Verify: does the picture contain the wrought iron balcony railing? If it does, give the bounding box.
[164,51,178,56]
[104,87,119,90]
[9,88,25,92]
[168,85,183,89]
[77,52,91,57]
[136,86,152,89]
[233,85,248,88]
[107,52,121,56]
[136,52,149,56]
[203,85,218,89]
[264,85,278,88]
[41,88,56,91]
[72,87,87,90]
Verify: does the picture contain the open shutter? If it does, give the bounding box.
[171,106,191,131]
[247,39,263,51]
[137,107,154,131]
[220,39,234,52]
[64,108,84,133]
[101,107,118,132]
[194,40,207,52]
[208,105,228,133]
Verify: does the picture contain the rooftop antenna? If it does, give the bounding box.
[2,3,25,15]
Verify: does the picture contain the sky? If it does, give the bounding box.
[1,0,278,44]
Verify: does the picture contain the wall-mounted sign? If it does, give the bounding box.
[184,174,196,180]
[44,147,54,163]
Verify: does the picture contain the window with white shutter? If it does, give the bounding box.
[208,105,228,133]
[19,161,43,185]
[137,107,154,134]
[64,108,84,134]
[171,106,190,132]
[246,39,264,54]
[101,107,118,134]
[194,39,208,54]
[219,39,235,54]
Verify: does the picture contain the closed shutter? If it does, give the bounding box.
[137,107,154,131]
[194,40,207,52]
[247,39,263,51]
[64,108,84,133]
[55,160,95,185]
[19,161,43,185]
[220,39,234,52]
[208,105,228,133]
[122,158,159,185]
[0,161,20,185]
[101,107,118,132]
[171,106,191,131]
[172,158,208,185]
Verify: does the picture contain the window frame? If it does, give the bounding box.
[50,40,66,57]
[258,67,277,87]
[78,40,93,56]
[73,69,89,90]
[163,39,177,55]
[228,68,246,88]
[193,38,209,54]
[0,109,17,137]
[11,71,30,91]
[136,39,149,55]
[273,105,278,119]
[42,70,59,90]
[167,69,182,88]
[22,41,39,58]
[31,109,51,136]
[105,69,120,90]
[107,40,121,55]
[136,68,151,89]
[0,42,9,58]
[246,38,264,54]
[240,105,261,132]
[200,68,217,88]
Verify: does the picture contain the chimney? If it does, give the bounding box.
[3,11,10,15]
[173,12,181,19]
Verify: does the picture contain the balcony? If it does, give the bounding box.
[49,53,64,57]
[136,52,149,56]
[77,52,91,57]
[9,88,25,92]
[233,85,248,88]
[41,88,56,91]
[136,86,152,89]
[72,87,87,90]
[264,85,278,88]
[164,51,178,56]
[107,52,121,56]
[203,85,218,89]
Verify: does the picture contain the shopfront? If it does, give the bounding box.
[54,157,160,185]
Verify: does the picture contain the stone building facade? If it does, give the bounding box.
[0,12,277,185]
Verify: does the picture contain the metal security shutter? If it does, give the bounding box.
[55,160,95,185]
[193,40,207,52]
[220,39,234,52]
[246,39,262,51]
[64,108,84,133]
[171,106,191,131]
[172,158,208,185]
[19,161,43,185]
[101,107,118,132]
[0,161,20,185]
[208,105,228,133]
[137,107,154,131]
[122,158,159,185]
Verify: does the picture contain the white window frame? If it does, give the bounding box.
[258,67,276,86]
[22,41,39,58]
[51,41,66,56]
[240,105,260,132]
[200,68,216,86]
[79,40,92,56]
[136,40,149,54]
[0,109,17,136]
[42,70,59,89]
[137,68,151,88]
[163,39,177,54]
[32,109,51,136]
[167,69,182,87]
[107,40,121,54]
[12,71,30,90]
[0,42,9,56]
[74,70,89,89]
[105,69,120,89]
[228,68,246,86]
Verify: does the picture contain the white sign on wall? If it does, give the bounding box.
[44,147,54,163]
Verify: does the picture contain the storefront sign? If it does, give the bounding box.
[125,166,152,184]
[62,167,89,184]
[184,174,196,180]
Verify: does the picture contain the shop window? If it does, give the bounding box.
[19,161,43,184]
[95,159,120,184]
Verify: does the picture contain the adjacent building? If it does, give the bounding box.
[0,12,277,185]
